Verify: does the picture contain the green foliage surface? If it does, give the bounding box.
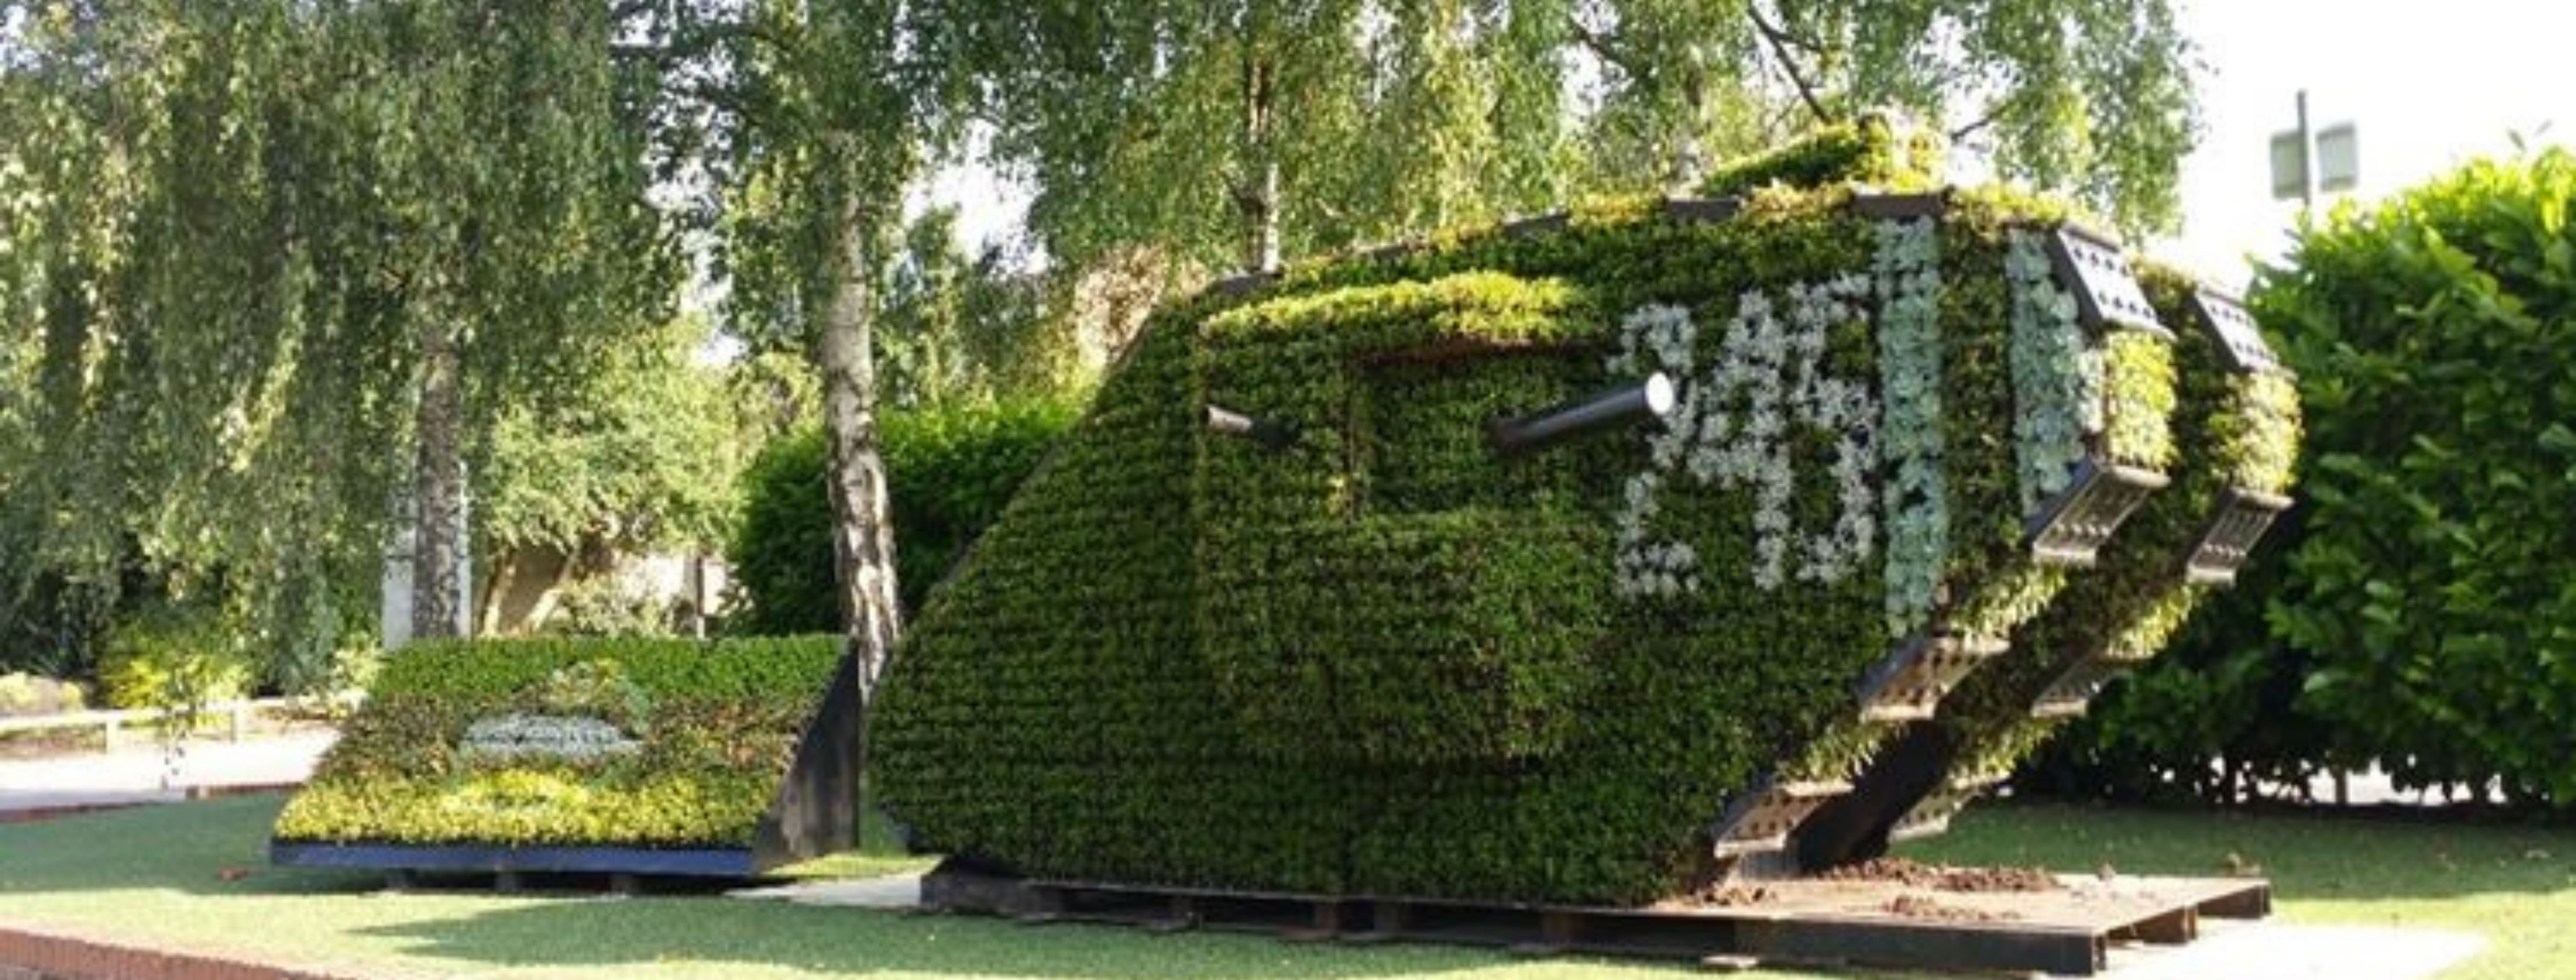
[2040,149,2576,807]
[0,1,672,678]
[1936,264,2304,782]
[1697,115,1941,200]
[727,398,1080,635]
[94,603,255,711]
[481,317,751,558]
[872,171,2187,903]
[273,635,840,849]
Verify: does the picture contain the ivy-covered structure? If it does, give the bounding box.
[872,122,2300,906]
[1798,265,2303,865]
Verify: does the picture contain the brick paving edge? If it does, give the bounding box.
[0,785,303,826]
[0,922,387,980]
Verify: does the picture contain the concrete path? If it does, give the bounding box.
[0,730,336,814]
[2098,920,2484,979]
[729,873,923,909]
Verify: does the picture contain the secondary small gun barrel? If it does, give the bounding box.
[1488,372,1676,456]
[1206,404,1300,451]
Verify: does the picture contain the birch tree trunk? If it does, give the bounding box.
[820,191,903,690]
[1671,52,1712,191]
[410,320,468,642]
[820,183,903,841]
[1235,37,1282,275]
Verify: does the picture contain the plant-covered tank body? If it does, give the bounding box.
[873,126,2298,906]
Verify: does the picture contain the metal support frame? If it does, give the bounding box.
[2027,460,2172,566]
[2189,287,2282,372]
[1854,633,2012,722]
[2042,225,2171,339]
[1885,773,2007,844]
[1706,775,1853,859]
[2030,644,2158,719]
[2184,487,2294,586]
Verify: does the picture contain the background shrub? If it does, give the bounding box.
[94,602,253,711]
[535,576,681,639]
[2029,148,2576,806]
[726,397,1079,634]
[0,672,85,716]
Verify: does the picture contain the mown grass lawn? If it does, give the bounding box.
[1,794,2570,979]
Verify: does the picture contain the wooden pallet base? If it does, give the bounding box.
[921,862,2270,977]
[271,840,761,879]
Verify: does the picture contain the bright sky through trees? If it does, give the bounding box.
[924,0,2575,291]
[2161,0,2572,285]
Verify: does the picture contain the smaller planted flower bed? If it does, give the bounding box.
[271,635,859,878]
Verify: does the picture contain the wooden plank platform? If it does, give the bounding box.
[921,863,2270,976]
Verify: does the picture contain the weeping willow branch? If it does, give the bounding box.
[1567,14,1641,80]
[1748,3,1834,125]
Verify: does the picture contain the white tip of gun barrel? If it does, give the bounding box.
[1643,372,1676,417]
[1206,404,1254,436]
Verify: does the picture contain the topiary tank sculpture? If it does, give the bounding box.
[870,119,2302,906]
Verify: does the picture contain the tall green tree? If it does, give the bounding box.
[478,316,747,634]
[0,1,670,667]
[964,0,1583,276]
[632,0,967,795]
[874,206,1062,408]
[962,0,2200,279]
[1575,0,2200,232]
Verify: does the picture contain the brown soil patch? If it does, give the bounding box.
[1689,883,1775,907]
[1817,856,2058,893]
[1881,893,2017,922]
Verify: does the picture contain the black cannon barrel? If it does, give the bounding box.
[1205,404,1300,451]
[1488,372,1676,456]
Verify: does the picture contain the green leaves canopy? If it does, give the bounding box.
[956,0,2200,283]
[0,1,671,670]
[480,317,746,558]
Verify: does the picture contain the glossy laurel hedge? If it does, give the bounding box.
[726,398,1078,634]
[871,170,2187,903]
[273,635,839,848]
[2034,150,2576,806]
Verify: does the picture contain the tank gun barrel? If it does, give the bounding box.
[1489,373,1676,456]
[1206,404,1300,451]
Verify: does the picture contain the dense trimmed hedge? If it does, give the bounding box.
[871,139,2206,903]
[274,636,839,848]
[726,398,1078,634]
[2031,150,2576,806]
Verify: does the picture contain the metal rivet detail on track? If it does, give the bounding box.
[2184,487,2293,586]
[2028,460,2172,567]
[1855,633,2013,722]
